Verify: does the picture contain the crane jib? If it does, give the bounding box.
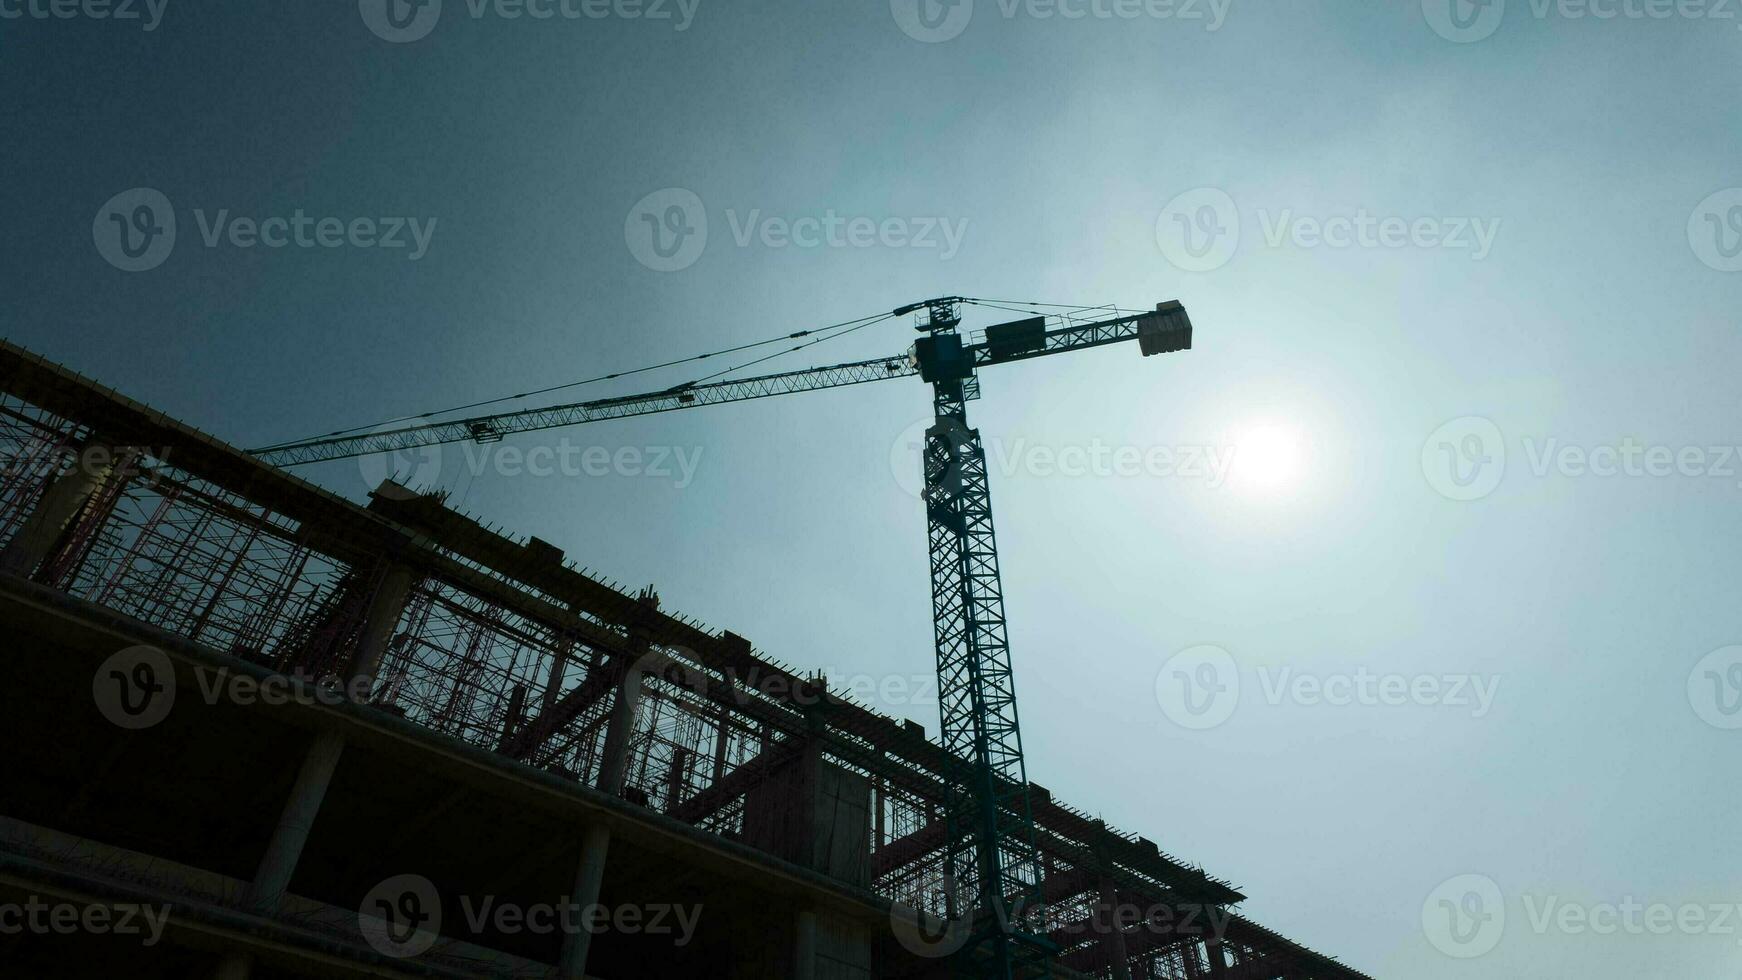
[246,302,1192,467]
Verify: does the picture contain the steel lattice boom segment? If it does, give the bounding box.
[248,302,1192,468]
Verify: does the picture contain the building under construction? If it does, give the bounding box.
[0,336,1373,979]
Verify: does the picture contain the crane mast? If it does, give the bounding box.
[913,298,1051,976]
[248,298,1194,978]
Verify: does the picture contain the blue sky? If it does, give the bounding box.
[4,1,1741,975]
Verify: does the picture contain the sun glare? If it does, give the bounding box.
[1230,423,1306,496]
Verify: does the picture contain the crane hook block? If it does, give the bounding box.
[914,333,974,383]
[1138,301,1194,356]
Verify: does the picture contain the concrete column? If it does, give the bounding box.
[555,659,644,978]
[214,729,344,980]
[1204,935,1229,979]
[793,907,817,980]
[346,563,416,691]
[245,730,345,912]
[594,661,644,796]
[557,822,612,978]
[1096,876,1132,980]
[0,443,114,577]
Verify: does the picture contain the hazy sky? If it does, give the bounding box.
[5,1,1741,975]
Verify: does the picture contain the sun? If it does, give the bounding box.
[1230,423,1306,496]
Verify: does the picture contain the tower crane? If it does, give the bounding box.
[251,297,1194,978]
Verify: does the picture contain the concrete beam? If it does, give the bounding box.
[501,656,618,761]
[869,818,947,879]
[667,738,801,825]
